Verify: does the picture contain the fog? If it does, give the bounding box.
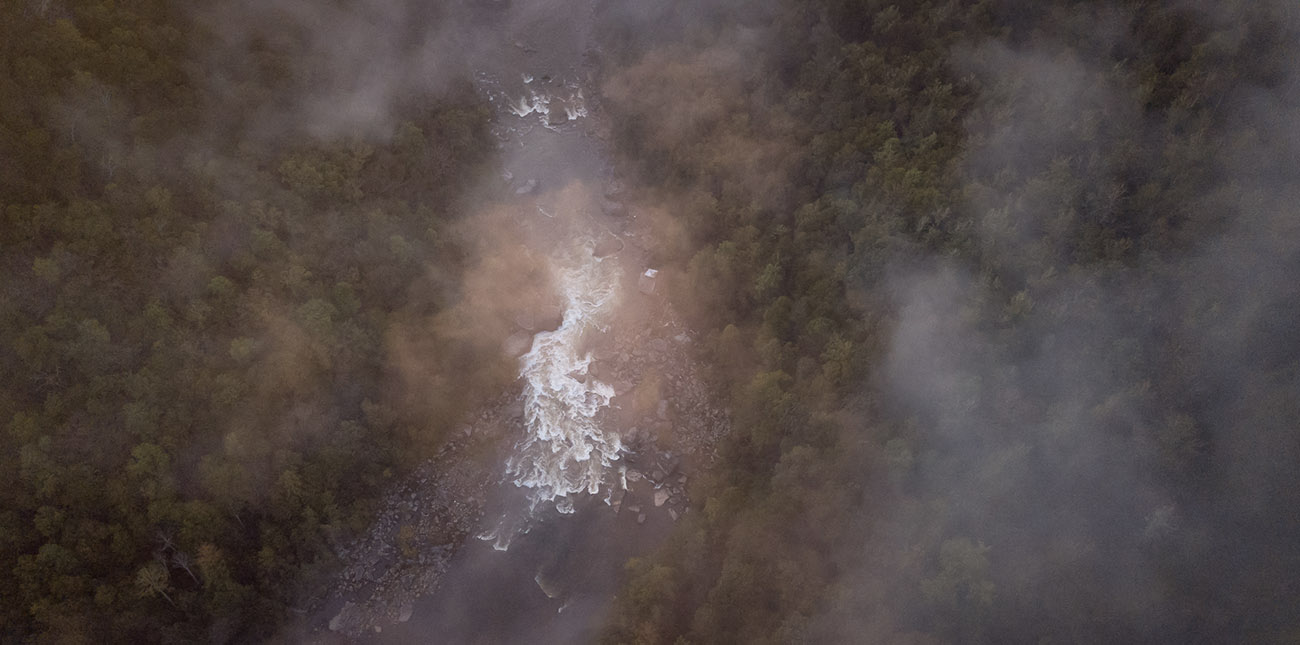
[161,0,1300,640]
[7,0,1299,642]
[818,2,1300,641]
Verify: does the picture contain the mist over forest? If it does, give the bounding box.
[2,0,1298,643]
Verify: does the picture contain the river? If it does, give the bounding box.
[369,0,668,641]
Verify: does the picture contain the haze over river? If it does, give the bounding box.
[372,1,670,641]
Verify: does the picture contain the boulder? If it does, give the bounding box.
[515,178,539,195]
[601,199,626,217]
[502,332,533,357]
[515,303,565,332]
[662,456,679,475]
[505,398,525,420]
[535,571,562,598]
[593,233,624,258]
[638,269,659,295]
[537,305,565,331]
[329,602,358,632]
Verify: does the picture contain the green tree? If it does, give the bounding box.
[135,560,175,607]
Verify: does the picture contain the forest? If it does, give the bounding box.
[598,0,1300,643]
[2,0,1299,643]
[0,0,510,640]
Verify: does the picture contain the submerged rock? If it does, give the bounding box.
[514,304,564,332]
[502,332,533,357]
[536,570,562,599]
[593,233,624,258]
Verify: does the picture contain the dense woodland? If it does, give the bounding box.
[598,0,1300,643]
[2,0,1299,643]
[0,0,505,641]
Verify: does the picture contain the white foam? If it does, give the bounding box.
[506,85,587,130]
[510,91,550,119]
[481,240,623,549]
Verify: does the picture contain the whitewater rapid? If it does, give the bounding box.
[482,240,623,549]
[472,43,621,550]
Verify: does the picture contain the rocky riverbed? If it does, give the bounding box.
[299,0,732,638]
[311,279,728,639]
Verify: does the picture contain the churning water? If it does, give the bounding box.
[482,240,623,549]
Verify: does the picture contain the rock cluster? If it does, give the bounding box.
[595,305,731,466]
[611,448,691,522]
[320,394,523,636]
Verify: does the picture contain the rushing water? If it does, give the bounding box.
[466,0,622,553]
[506,81,588,128]
[480,230,624,550]
[322,3,646,639]
[511,241,622,510]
